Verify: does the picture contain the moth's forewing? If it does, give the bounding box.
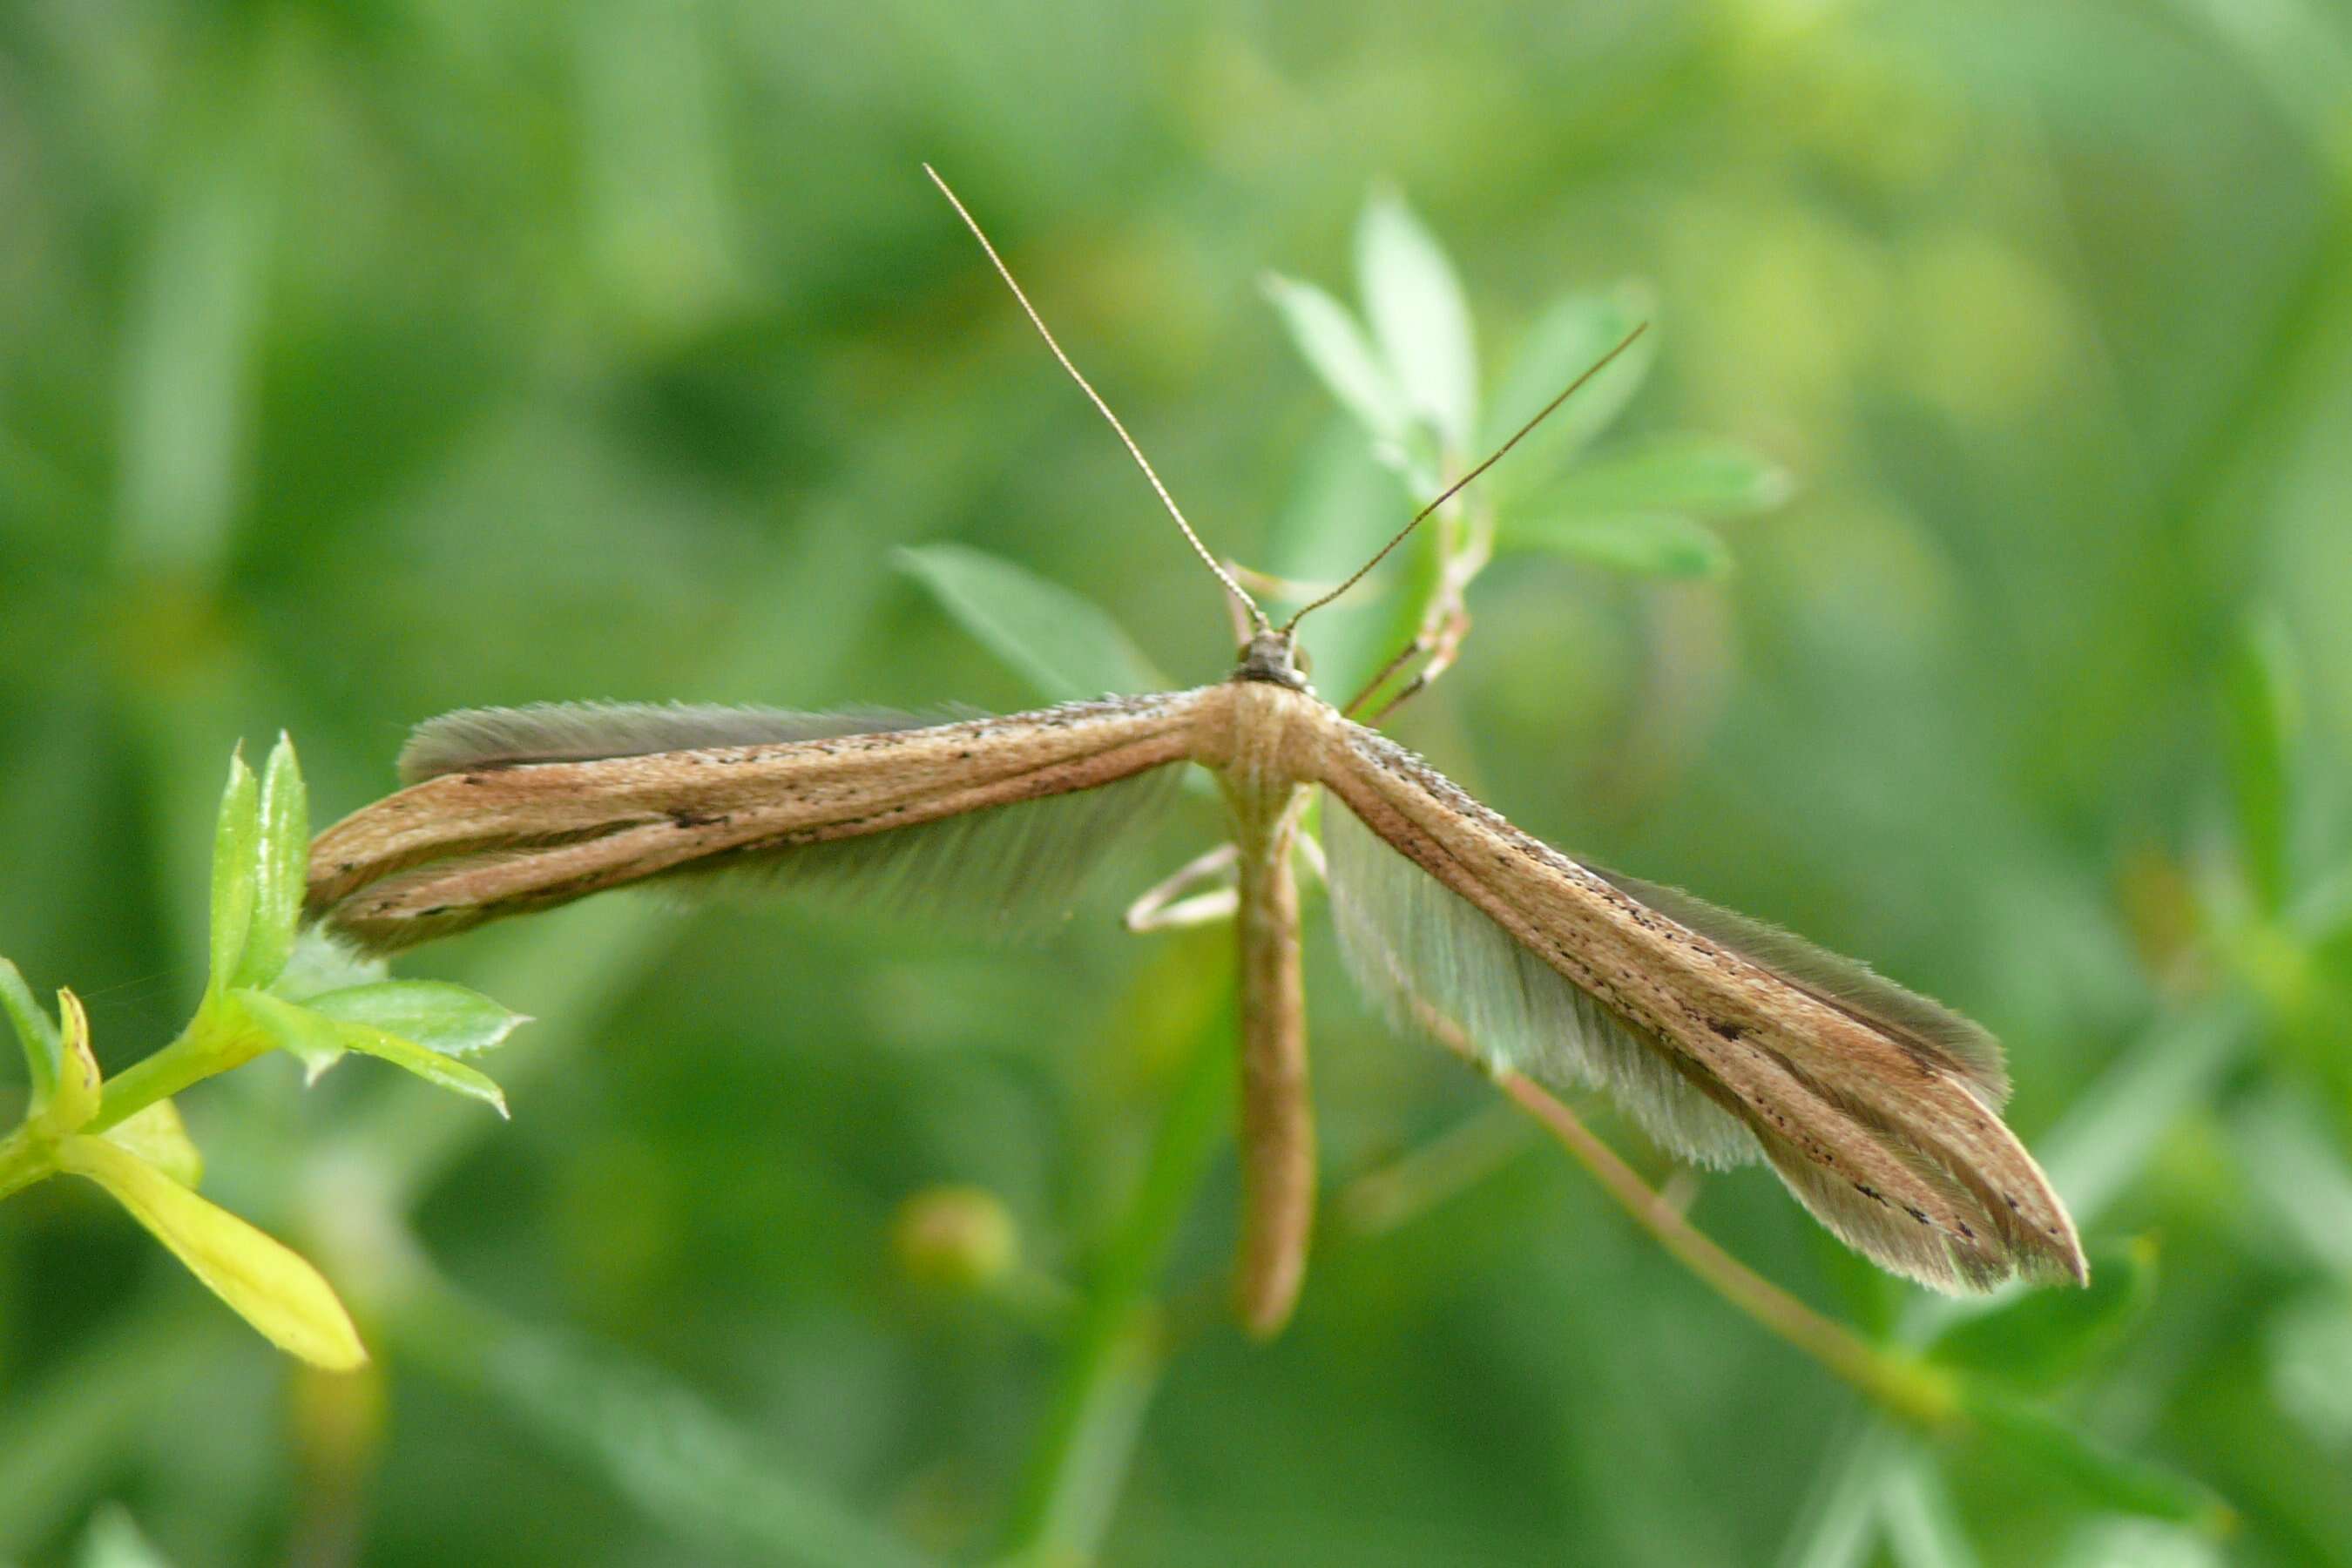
[1314,715,2085,1294]
[308,693,1214,952]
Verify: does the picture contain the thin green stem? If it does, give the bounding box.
[1494,1071,1960,1429]
[84,997,269,1137]
[996,966,1236,1563]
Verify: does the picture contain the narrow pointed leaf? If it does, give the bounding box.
[1356,189,1477,450]
[1,957,62,1112]
[208,747,260,997]
[305,981,528,1058]
[54,1134,366,1370]
[896,544,1165,703]
[233,733,309,990]
[1263,274,1409,446]
[1483,287,1657,489]
[239,990,508,1115]
[1538,434,1793,518]
[1499,510,1733,578]
[101,1099,204,1189]
[36,990,101,1137]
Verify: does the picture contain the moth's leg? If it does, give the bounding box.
[1343,483,1494,723]
[1342,599,1473,724]
[1123,842,1240,932]
[1293,827,1327,887]
[1123,830,1326,934]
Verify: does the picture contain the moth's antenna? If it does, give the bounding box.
[1282,321,1650,632]
[923,165,1271,633]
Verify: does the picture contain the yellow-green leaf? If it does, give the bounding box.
[35,988,102,1138]
[101,1099,204,1189]
[55,1134,367,1370]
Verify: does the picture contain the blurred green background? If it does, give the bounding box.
[6,0,2352,1563]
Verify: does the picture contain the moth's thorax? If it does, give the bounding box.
[1200,673,1328,841]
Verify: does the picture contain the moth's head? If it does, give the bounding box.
[1233,628,1313,693]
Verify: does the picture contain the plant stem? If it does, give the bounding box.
[996,962,1235,1564]
[0,1127,51,1201]
[1493,1070,1959,1429]
[84,998,268,1137]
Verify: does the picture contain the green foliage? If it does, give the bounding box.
[3,961,65,1119]
[6,3,2352,1562]
[896,543,1167,700]
[1356,189,1480,455]
[1496,510,1735,578]
[0,740,525,1374]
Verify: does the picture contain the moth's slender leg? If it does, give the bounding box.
[1124,842,1240,932]
[1342,598,1473,725]
[1233,790,1315,1337]
[1294,828,1327,887]
[1341,638,1429,718]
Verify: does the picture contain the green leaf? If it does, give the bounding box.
[238,990,509,1115]
[1263,274,1409,447]
[2223,612,2303,916]
[1964,1387,2232,1531]
[1929,1239,2156,1389]
[54,1133,367,1370]
[1499,511,1733,578]
[1483,287,1657,490]
[232,733,309,991]
[1355,188,1477,452]
[207,747,260,998]
[1,957,63,1112]
[1537,434,1793,518]
[101,1099,203,1189]
[77,1504,175,1568]
[270,925,389,1003]
[306,981,528,1058]
[896,544,1166,703]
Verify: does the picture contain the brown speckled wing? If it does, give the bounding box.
[308,693,1213,952]
[1316,719,2085,1294]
